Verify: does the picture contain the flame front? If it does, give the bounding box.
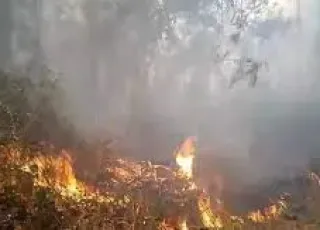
[1,139,301,229]
[174,137,196,179]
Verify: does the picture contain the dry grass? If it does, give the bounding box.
[0,142,196,229]
[1,142,320,230]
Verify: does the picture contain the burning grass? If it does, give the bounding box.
[1,140,320,229]
[0,67,319,229]
[0,141,199,229]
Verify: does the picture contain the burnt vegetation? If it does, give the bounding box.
[0,69,320,230]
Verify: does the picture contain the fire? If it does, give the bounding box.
[198,192,223,229]
[1,139,303,229]
[179,218,188,230]
[5,144,123,205]
[174,137,225,229]
[173,138,226,229]
[173,137,292,229]
[247,195,289,223]
[174,137,196,179]
[22,149,85,197]
[160,217,188,230]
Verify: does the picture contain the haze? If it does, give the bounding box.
[0,0,319,183]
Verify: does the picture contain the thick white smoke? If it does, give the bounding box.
[1,0,320,183]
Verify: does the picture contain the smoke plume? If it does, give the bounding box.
[1,0,320,184]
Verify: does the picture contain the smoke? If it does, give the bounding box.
[2,0,320,183]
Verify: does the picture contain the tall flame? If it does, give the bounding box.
[174,137,225,229]
[174,137,196,179]
[198,192,223,229]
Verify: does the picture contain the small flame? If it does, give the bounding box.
[179,218,188,230]
[247,195,288,223]
[174,137,196,179]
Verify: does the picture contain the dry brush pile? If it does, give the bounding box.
[0,141,199,229]
[1,141,320,230]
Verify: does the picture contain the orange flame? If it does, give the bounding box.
[21,149,85,197]
[179,218,188,230]
[198,192,224,229]
[174,137,196,179]
[174,137,225,229]
[247,196,288,223]
[4,139,299,229]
